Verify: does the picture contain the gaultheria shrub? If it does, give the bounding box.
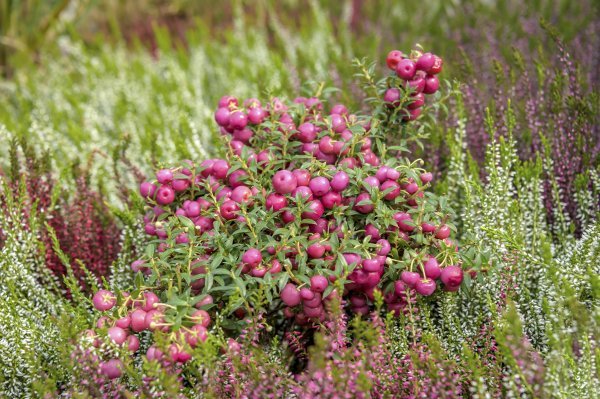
[83,46,467,366]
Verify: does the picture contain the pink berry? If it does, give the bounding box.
[231,186,252,204]
[242,248,262,267]
[354,192,374,214]
[156,185,175,205]
[381,180,401,200]
[92,290,116,311]
[130,309,147,332]
[310,275,329,293]
[330,104,348,116]
[156,169,173,184]
[330,171,349,192]
[364,176,380,189]
[191,310,211,328]
[386,50,404,70]
[401,271,420,287]
[266,193,288,211]
[383,88,401,106]
[107,326,127,345]
[292,169,311,186]
[330,114,346,133]
[376,239,391,256]
[396,59,416,80]
[307,242,326,259]
[424,256,442,280]
[292,186,313,201]
[301,200,325,220]
[415,278,437,296]
[218,95,238,109]
[393,212,415,232]
[423,75,439,94]
[142,291,160,312]
[229,111,248,130]
[281,283,301,307]
[214,107,230,126]
[140,182,157,198]
[362,258,381,273]
[212,160,230,180]
[441,265,463,288]
[429,55,443,74]
[386,168,400,181]
[115,315,131,329]
[297,122,317,143]
[420,172,433,184]
[364,224,381,241]
[127,335,140,352]
[272,170,298,194]
[435,225,451,239]
[416,52,436,72]
[100,359,123,379]
[220,200,239,220]
[408,92,425,110]
[321,191,342,209]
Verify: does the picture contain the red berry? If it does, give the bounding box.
[386,50,404,70]
[429,55,443,74]
[435,225,451,239]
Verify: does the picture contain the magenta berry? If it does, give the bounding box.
[383,88,401,106]
[292,169,311,186]
[307,242,326,259]
[242,248,262,267]
[424,256,442,279]
[423,74,440,94]
[415,278,437,296]
[401,271,420,287]
[100,359,123,379]
[266,193,288,211]
[309,177,331,197]
[272,170,297,194]
[435,225,451,239]
[301,199,325,220]
[156,169,173,184]
[416,52,436,71]
[139,182,157,198]
[107,326,127,345]
[220,200,239,220]
[310,275,328,293]
[212,160,230,179]
[281,283,301,307]
[130,309,147,332]
[396,58,416,80]
[354,192,374,214]
[441,265,463,288]
[156,185,175,205]
[92,290,116,311]
[381,180,401,200]
[330,170,349,192]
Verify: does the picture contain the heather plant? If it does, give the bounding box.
[1,137,122,293]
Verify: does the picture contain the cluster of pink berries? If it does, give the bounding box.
[384,49,443,120]
[132,48,461,329]
[85,288,211,378]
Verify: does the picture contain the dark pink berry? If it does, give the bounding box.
[242,248,262,267]
[441,265,463,288]
[415,278,437,296]
[281,283,301,307]
[140,182,157,198]
[307,242,326,259]
[100,359,123,379]
[424,257,442,279]
[381,180,401,200]
[416,52,435,72]
[301,200,325,220]
[297,122,317,143]
[92,290,116,311]
[220,200,239,220]
[354,192,374,214]
[435,225,451,239]
[266,193,288,211]
[293,169,311,186]
[396,59,416,80]
[107,326,127,345]
[272,170,298,194]
[423,75,439,94]
[310,275,328,293]
[156,169,173,184]
[214,107,230,126]
[401,271,420,287]
[330,171,349,192]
